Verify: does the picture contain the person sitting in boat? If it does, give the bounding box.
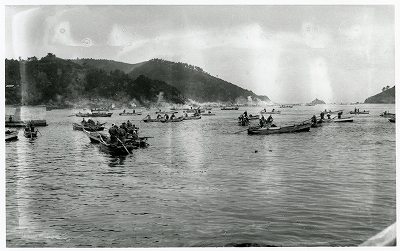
[157,114,162,119]
[338,111,343,119]
[311,115,317,125]
[123,109,126,113]
[127,120,132,128]
[171,113,176,119]
[81,118,86,124]
[88,119,95,125]
[272,108,275,112]
[96,121,100,125]
[263,108,266,112]
[266,115,273,124]
[165,114,170,120]
[327,113,331,119]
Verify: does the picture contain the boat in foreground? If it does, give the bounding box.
[247,121,311,135]
[24,128,39,138]
[388,117,395,123]
[380,112,395,118]
[72,122,105,132]
[5,130,18,141]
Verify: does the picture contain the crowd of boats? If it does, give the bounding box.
[5,106,395,155]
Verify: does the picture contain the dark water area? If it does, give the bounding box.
[5,104,396,247]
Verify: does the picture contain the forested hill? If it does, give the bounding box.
[74,58,270,103]
[364,86,395,103]
[5,54,185,106]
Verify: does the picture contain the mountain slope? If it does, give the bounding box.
[126,58,270,103]
[364,86,395,103]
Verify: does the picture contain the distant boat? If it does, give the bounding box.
[380,112,395,118]
[75,110,113,117]
[350,110,370,114]
[260,109,281,114]
[221,106,239,110]
[279,104,293,108]
[119,109,142,116]
[388,117,395,123]
[5,130,18,141]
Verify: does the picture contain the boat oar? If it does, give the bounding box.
[37,129,42,136]
[67,114,76,117]
[116,137,130,154]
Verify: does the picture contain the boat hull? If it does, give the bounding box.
[334,118,354,123]
[73,123,105,132]
[76,113,113,117]
[5,131,18,141]
[248,122,311,135]
[350,111,369,114]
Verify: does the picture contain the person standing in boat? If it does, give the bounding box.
[109,124,118,144]
[266,115,273,124]
[118,125,127,144]
[127,120,132,128]
[82,118,86,124]
[320,111,325,120]
[338,111,343,119]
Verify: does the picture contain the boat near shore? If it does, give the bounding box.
[247,121,311,135]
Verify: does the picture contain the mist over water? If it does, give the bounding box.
[6,104,395,247]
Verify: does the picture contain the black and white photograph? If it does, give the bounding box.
[4,2,396,248]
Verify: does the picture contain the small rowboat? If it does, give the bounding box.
[260,110,281,114]
[24,127,38,138]
[221,106,239,110]
[5,130,18,141]
[75,112,113,117]
[142,117,161,122]
[119,111,142,116]
[380,112,395,118]
[98,134,136,155]
[73,122,105,132]
[201,112,216,116]
[247,122,311,135]
[160,117,184,123]
[334,117,354,123]
[183,115,201,120]
[349,110,369,114]
[82,128,109,143]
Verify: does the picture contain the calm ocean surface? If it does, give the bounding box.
[5,104,396,247]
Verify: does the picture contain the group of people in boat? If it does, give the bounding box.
[238,111,250,125]
[107,120,139,145]
[259,114,274,128]
[81,118,102,126]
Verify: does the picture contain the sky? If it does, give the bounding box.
[4,3,396,104]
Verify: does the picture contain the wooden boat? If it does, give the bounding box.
[247,121,311,135]
[82,128,109,143]
[98,134,137,155]
[388,117,395,123]
[142,117,161,122]
[24,127,38,138]
[380,112,395,118]
[201,112,216,116]
[72,122,105,132]
[321,109,344,114]
[350,110,370,114]
[183,115,201,120]
[311,120,324,128]
[279,104,294,108]
[160,117,184,123]
[334,117,354,123]
[260,109,281,114]
[75,111,113,117]
[221,106,239,110]
[119,110,142,116]
[5,130,18,141]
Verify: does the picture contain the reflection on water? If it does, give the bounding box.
[6,104,396,247]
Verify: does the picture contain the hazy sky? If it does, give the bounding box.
[4,4,395,103]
